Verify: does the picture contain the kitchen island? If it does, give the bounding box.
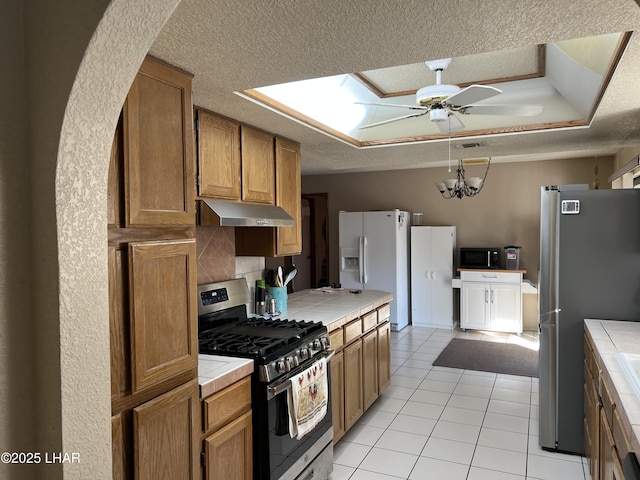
[584,319,640,479]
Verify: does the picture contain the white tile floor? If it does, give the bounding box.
[330,326,592,480]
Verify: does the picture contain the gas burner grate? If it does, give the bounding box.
[198,317,326,360]
[199,332,289,357]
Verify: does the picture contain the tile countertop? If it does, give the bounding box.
[198,354,254,399]
[584,319,640,459]
[284,288,394,332]
[197,288,393,397]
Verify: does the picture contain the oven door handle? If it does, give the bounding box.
[267,350,334,399]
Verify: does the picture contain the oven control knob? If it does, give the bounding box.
[285,356,297,369]
[313,339,322,350]
[299,348,310,360]
[276,359,287,373]
[320,337,329,349]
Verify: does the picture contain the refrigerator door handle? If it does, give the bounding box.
[362,236,368,284]
[358,236,364,284]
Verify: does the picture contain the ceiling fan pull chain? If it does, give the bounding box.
[447,118,452,173]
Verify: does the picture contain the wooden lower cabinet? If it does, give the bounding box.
[111,412,129,480]
[330,304,392,444]
[377,322,391,394]
[331,351,345,443]
[204,411,252,480]
[362,330,379,410]
[584,334,631,480]
[344,339,364,431]
[201,376,253,480]
[133,379,200,480]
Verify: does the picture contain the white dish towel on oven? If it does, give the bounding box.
[288,357,328,439]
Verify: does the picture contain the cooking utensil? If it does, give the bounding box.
[283,267,297,286]
[277,266,283,287]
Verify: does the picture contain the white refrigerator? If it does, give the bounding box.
[410,226,456,328]
[339,210,410,331]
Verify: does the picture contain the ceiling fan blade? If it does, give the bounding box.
[444,85,501,108]
[359,111,428,129]
[461,104,544,116]
[355,101,429,111]
[436,113,465,134]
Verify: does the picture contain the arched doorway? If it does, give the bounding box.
[51,1,180,477]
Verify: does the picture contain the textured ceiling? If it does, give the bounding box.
[149,0,640,175]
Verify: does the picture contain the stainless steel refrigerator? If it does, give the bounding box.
[339,210,410,331]
[538,185,640,454]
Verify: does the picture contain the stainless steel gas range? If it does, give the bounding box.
[197,278,334,480]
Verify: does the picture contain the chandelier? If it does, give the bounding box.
[436,157,491,199]
[436,128,491,199]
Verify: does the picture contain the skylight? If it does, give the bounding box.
[238,32,628,148]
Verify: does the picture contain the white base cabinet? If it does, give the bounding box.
[410,226,456,328]
[460,270,523,334]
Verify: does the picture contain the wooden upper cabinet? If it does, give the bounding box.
[196,109,241,200]
[123,57,195,226]
[129,239,198,393]
[235,136,302,257]
[108,115,124,228]
[133,379,199,480]
[241,126,275,204]
[275,137,302,255]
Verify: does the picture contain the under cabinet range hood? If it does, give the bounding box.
[199,199,294,227]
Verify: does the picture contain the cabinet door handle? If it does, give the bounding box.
[485,289,489,303]
[491,290,495,303]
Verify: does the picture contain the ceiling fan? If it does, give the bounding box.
[357,58,544,134]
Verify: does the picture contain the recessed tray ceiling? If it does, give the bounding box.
[239,32,628,149]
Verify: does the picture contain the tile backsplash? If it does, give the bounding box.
[196,226,236,285]
[196,226,264,307]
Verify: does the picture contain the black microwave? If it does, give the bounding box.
[459,248,501,269]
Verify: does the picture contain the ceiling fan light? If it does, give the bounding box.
[435,182,447,193]
[430,109,449,123]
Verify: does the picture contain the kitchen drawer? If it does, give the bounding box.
[329,328,344,351]
[377,304,390,323]
[344,319,363,345]
[460,271,521,284]
[362,311,377,332]
[203,376,251,434]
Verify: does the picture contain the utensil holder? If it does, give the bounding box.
[269,286,288,313]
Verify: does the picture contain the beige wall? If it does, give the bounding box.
[302,155,613,329]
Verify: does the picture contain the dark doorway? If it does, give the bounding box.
[292,193,330,289]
